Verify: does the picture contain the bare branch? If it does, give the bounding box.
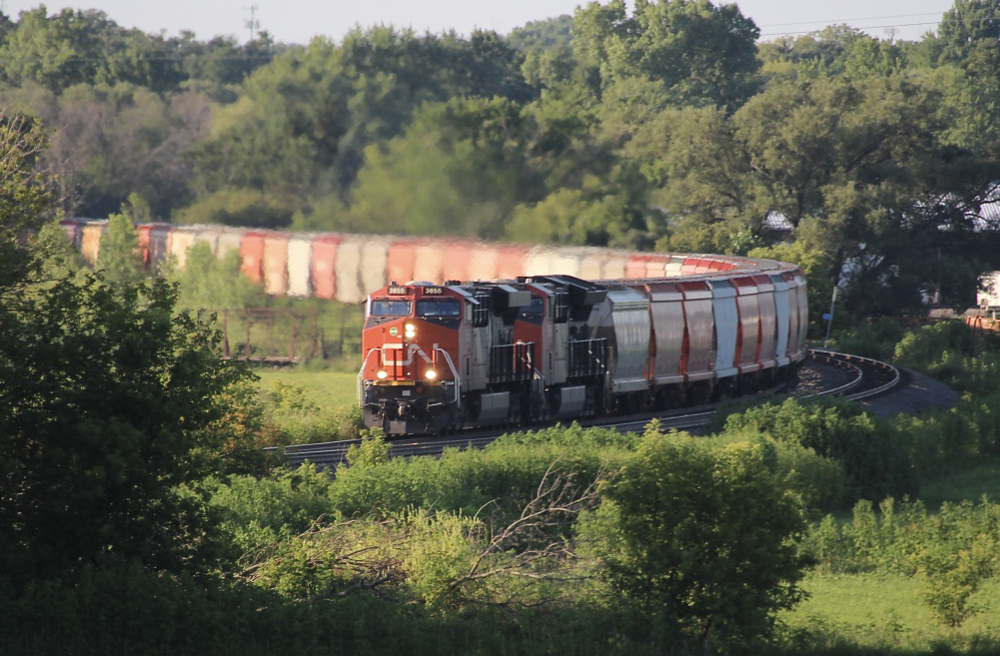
[444,462,604,607]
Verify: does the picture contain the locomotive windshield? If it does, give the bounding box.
[370,299,412,316]
[417,299,461,317]
[518,295,545,318]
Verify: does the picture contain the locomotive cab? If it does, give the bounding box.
[359,284,464,435]
[359,281,535,435]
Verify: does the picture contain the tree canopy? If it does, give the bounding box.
[0,108,259,586]
[0,0,996,314]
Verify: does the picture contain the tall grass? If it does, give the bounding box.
[254,369,363,443]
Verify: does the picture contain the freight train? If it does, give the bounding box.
[58,220,808,435]
[360,265,807,435]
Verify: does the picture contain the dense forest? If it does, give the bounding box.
[6,1,1000,654]
[3,0,1000,316]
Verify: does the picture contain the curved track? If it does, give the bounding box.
[280,349,904,469]
[803,348,902,401]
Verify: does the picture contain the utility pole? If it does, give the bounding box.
[245,5,260,41]
[823,285,838,348]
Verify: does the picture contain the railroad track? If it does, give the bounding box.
[281,349,903,469]
[804,348,902,401]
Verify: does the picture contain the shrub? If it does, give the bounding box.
[175,188,294,229]
[720,397,918,504]
[832,318,908,361]
[708,429,849,511]
[580,433,811,646]
[893,320,975,369]
[329,424,630,523]
[208,464,338,556]
[262,380,364,444]
[804,498,1000,628]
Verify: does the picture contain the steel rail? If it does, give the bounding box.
[278,349,903,469]
[807,348,901,401]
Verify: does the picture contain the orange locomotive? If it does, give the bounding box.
[359,276,609,435]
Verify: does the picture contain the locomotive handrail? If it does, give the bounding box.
[434,346,461,410]
[357,347,381,408]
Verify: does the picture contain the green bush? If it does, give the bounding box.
[831,318,909,361]
[208,464,338,555]
[893,320,976,372]
[892,389,1000,470]
[175,188,295,229]
[164,242,265,312]
[803,498,1000,629]
[707,429,849,511]
[804,498,931,575]
[262,379,364,444]
[329,424,630,523]
[579,433,811,646]
[719,397,918,504]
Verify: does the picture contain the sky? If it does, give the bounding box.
[1,0,958,45]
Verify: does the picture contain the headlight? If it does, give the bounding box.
[425,369,437,380]
[376,370,388,380]
[405,323,416,338]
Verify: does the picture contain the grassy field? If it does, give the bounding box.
[255,366,360,411]
[781,574,1000,651]
[253,365,363,443]
[919,454,1000,507]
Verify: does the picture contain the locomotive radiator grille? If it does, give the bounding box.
[569,338,608,379]
[489,342,535,383]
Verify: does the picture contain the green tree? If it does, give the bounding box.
[0,82,214,218]
[164,241,264,310]
[0,111,53,286]
[349,97,536,238]
[506,185,642,247]
[573,0,760,110]
[0,111,259,583]
[187,26,534,227]
[582,433,809,645]
[96,206,145,286]
[645,73,995,314]
[918,533,997,627]
[0,8,273,96]
[934,0,1000,66]
[0,7,111,92]
[0,273,255,584]
[841,34,908,78]
[757,25,883,83]
[508,14,575,52]
[175,33,276,100]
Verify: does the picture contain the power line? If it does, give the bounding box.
[757,11,948,31]
[761,20,944,38]
[756,7,1000,38]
